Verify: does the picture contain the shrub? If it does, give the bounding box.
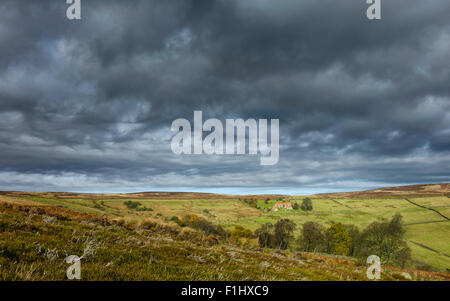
[273,219,296,250]
[357,214,411,267]
[141,219,159,231]
[124,201,142,210]
[124,200,153,211]
[115,218,126,227]
[124,219,138,230]
[137,207,153,212]
[247,199,258,208]
[292,202,299,210]
[179,227,202,241]
[1,242,28,260]
[325,223,352,256]
[255,223,274,248]
[412,260,440,272]
[170,216,185,227]
[183,214,228,238]
[205,234,220,246]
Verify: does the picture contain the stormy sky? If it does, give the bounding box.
[0,0,449,194]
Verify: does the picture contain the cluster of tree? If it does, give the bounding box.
[123,200,142,209]
[298,222,352,255]
[290,198,313,211]
[170,215,256,243]
[123,201,153,211]
[297,214,411,267]
[255,219,297,250]
[171,212,411,268]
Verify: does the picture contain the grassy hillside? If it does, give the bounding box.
[1,199,449,281]
[0,183,449,276]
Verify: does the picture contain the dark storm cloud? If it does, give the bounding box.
[0,0,449,193]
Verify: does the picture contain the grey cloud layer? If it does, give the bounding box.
[0,0,449,193]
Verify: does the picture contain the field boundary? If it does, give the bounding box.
[405,220,450,226]
[404,198,450,220]
[406,240,450,258]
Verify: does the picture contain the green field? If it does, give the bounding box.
[5,192,450,272]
